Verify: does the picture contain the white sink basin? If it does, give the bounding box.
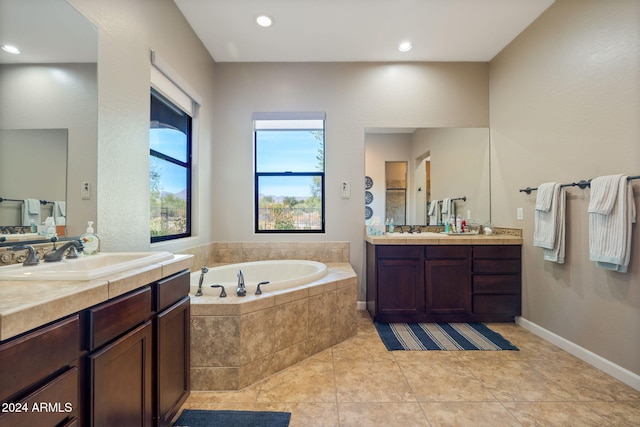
[0,251,174,281]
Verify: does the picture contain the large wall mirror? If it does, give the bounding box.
[365,127,491,227]
[0,0,98,237]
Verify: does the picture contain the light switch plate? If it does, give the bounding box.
[517,207,523,220]
[341,181,351,199]
[81,181,91,200]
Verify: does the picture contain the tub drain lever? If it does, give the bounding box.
[255,281,270,295]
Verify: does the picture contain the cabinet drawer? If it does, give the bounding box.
[473,295,521,314]
[155,269,190,312]
[0,315,79,403]
[425,245,470,260]
[473,275,521,294]
[0,367,78,427]
[87,286,152,350]
[473,245,521,259]
[377,245,422,259]
[473,259,521,274]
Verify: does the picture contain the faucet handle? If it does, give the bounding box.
[255,281,270,295]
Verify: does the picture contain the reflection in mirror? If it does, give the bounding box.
[385,161,407,224]
[0,129,67,228]
[365,128,490,226]
[0,0,98,236]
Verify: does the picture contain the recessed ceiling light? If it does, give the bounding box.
[1,44,21,54]
[398,41,413,52]
[255,14,273,27]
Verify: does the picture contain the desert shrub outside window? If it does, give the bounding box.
[150,88,192,242]
[254,112,325,233]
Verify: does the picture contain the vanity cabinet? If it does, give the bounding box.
[86,287,154,427]
[369,245,425,321]
[424,246,471,321]
[153,270,190,427]
[85,269,191,427]
[472,245,522,322]
[0,267,191,427]
[367,243,521,323]
[0,315,80,427]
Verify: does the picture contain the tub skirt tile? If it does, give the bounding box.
[191,316,240,367]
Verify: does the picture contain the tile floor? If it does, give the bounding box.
[179,311,640,426]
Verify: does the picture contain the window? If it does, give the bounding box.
[254,113,325,233]
[150,88,191,242]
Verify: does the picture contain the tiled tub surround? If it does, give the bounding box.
[179,241,350,274]
[190,263,357,391]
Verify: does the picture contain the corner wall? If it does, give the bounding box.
[489,0,640,375]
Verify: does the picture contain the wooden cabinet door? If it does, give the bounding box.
[377,258,425,317]
[155,297,190,427]
[425,259,471,318]
[89,321,153,427]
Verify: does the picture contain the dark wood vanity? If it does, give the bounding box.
[0,269,190,427]
[366,240,521,323]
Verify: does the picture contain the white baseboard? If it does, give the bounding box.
[356,301,367,311]
[516,317,640,391]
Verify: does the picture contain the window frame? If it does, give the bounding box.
[253,114,326,234]
[150,87,192,243]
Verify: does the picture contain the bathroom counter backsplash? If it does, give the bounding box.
[0,253,193,341]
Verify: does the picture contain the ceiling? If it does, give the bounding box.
[174,0,555,63]
[0,0,96,64]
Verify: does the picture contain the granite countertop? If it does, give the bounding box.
[365,232,523,245]
[0,253,193,342]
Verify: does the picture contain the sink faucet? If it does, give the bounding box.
[43,240,83,262]
[236,269,246,296]
[10,245,40,266]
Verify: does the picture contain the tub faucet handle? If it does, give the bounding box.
[210,284,227,297]
[255,281,270,295]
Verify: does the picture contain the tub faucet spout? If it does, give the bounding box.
[237,270,246,296]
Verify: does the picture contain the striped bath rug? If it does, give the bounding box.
[375,322,519,351]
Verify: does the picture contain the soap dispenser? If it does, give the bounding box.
[81,221,100,255]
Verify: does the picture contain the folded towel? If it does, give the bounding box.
[589,175,636,272]
[53,201,66,226]
[535,182,556,212]
[533,183,566,263]
[428,200,441,225]
[441,198,451,214]
[21,199,41,227]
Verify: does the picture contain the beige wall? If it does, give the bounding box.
[68,0,217,253]
[211,62,490,301]
[490,0,640,375]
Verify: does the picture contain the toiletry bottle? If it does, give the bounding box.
[45,217,56,238]
[30,220,37,233]
[444,219,450,234]
[81,221,100,255]
[389,219,394,233]
[456,215,462,233]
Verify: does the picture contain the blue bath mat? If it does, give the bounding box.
[375,322,519,351]
[173,409,291,427]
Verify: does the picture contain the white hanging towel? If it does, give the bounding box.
[533,183,566,263]
[441,198,455,224]
[428,200,440,225]
[21,199,41,227]
[588,174,636,272]
[53,201,66,226]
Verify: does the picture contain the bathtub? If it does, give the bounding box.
[188,260,358,391]
[189,259,328,296]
